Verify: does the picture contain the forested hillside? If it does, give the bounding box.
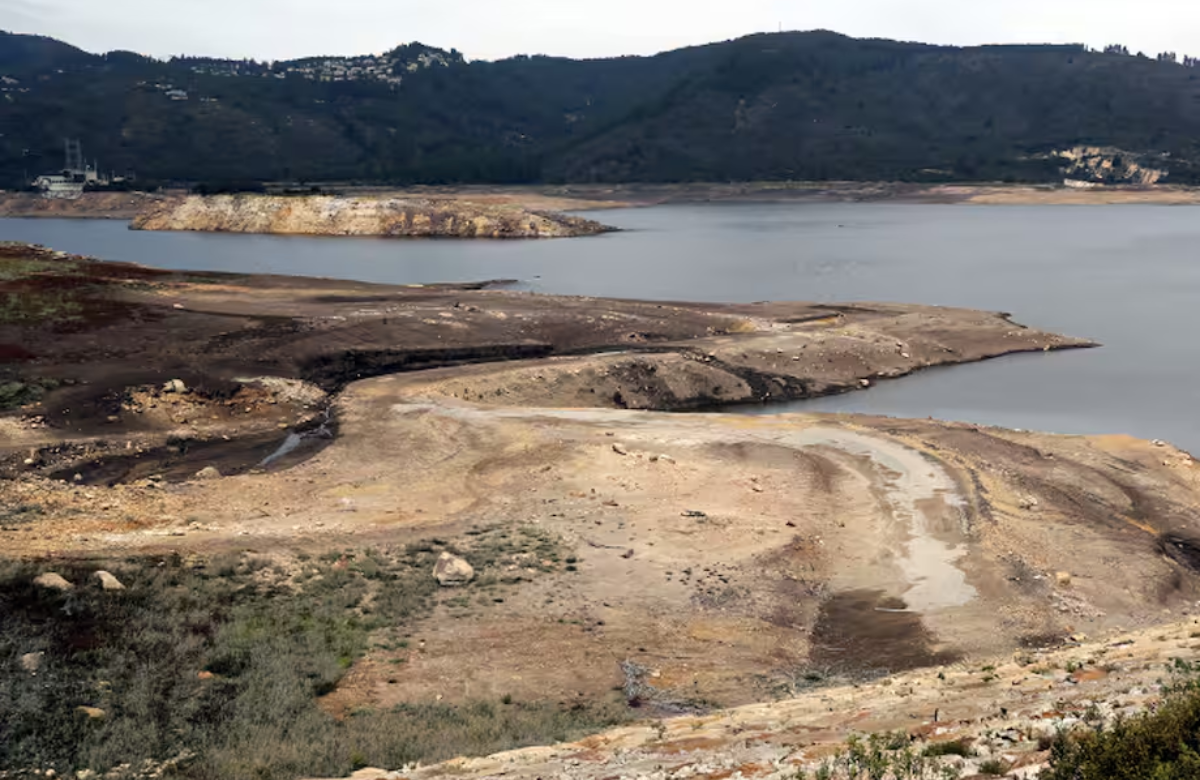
[3,29,1200,186]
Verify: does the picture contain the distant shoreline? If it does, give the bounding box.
[2,182,1199,225]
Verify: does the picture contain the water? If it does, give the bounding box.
[3,203,1200,451]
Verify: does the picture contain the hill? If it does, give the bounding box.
[3,30,1200,186]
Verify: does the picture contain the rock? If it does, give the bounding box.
[33,572,74,591]
[612,443,628,456]
[92,570,125,591]
[682,510,708,519]
[20,651,43,674]
[76,706,106,720]
[193,466,222,480]
[433,552,475,586]
[1056,571,1072,587]
[163,378,187,394]
[860,379,872,388]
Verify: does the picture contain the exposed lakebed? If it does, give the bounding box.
[3,203,1200,450]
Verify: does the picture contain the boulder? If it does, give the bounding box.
[33,572,74,592]
[433,552,475,586]
[93,570,125,591]
[76,706,106,720]
[1056,571,1072,587]
[193,466,222,480]
[20,651,43,674]
[163,379,187,394]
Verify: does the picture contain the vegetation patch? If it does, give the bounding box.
[0,528,628,780]
[0,258,69,282]
[806,732,969,780]
[1039,659,1200,780]
[0,376,61,410]
[0,286,88,326]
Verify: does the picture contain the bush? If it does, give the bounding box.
[1040,671,1200,780]
[922,738,973,758]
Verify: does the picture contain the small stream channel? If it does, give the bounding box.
[53,410,338,487]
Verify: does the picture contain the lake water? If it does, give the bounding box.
[3,204,1199,452]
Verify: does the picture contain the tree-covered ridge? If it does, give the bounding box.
[2,29,1200,187]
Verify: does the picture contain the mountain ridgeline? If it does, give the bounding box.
[4,30,1200,187]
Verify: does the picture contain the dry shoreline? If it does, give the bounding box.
[2,182,1200,228]
[9,243,1200,779]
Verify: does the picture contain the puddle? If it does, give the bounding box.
[261,432,306,467]
[809,589,961,675]
[261,410,335,468]
[50,417,336,487]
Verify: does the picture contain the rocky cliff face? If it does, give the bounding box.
[129,195,614,238]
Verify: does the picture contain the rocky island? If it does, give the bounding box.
[128,193,615,238]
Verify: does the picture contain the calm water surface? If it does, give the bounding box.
[2,205,1198,451]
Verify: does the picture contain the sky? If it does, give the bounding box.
[1,0,1198,62]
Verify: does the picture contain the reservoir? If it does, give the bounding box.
[3,203,1199,451]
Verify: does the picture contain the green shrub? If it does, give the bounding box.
[922,739,973,758]
[1041,673,1200,780]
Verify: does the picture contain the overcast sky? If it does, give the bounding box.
[2,0,1198,62]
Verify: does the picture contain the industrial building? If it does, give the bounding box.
[32,139,111,199]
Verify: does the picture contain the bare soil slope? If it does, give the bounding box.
[314,618,1200,780]
[7,243,1200,780]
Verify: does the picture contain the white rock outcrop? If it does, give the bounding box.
[433,552,475,586]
